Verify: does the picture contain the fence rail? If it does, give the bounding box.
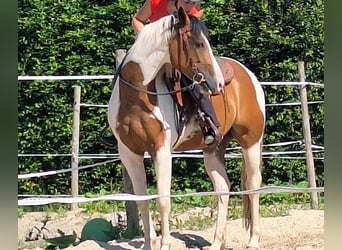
[18,75,324,87]
[18,186,324,206]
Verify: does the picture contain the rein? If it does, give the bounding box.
[118,72,203,96]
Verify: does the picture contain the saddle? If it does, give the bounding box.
[215,56,235,85]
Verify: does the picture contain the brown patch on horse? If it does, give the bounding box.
[175,129,204,152]
[116,61,165,158]
[174,57,264,152]
[213,58,264,149]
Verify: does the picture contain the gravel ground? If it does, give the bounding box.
[18,208,323,250]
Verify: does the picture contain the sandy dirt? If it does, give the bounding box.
[18,208,323,250]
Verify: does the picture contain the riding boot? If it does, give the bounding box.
[190,84,222,145]
[98,124,118,149]
[98,134,118,149]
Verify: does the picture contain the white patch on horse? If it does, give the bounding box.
[176,117,201,141]
[124,16,174,85]
[107,77,121,138]
[153,68,179,146]
[149,106,170,131]
[203,33,225,90]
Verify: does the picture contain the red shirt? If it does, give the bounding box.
[150,0,198,22]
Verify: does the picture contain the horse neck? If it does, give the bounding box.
[125,48,171,85]
[126,19,173,85]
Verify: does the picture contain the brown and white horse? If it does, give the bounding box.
[108,7,265,250]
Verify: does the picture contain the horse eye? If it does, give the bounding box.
[195,42,205,48]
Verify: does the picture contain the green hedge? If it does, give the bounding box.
[18,0,324,195]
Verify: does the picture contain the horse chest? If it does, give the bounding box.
[116,105,166,154]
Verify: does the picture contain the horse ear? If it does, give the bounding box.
[177,6,190,28]
[193,9,205,20]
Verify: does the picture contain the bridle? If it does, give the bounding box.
[176,21,213,96]
[118,14,210,96]
[177,25,204,82]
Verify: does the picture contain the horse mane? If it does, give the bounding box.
[186,14,209,39]
[128,13,209,59]
[123,13,210,84]
[128,15,176,58]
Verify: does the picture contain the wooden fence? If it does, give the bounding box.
[17,55,323,231]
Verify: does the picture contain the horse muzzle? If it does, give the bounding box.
[197,75,223,96]
[192,66,224,95]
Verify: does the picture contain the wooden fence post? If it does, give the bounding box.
[71,85,81,211]
[298,61,318,209]
[115,49,140,232]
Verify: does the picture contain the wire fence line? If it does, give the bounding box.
[18,151,324,159]
[18,139,324,180]
[81,101,323,108]
[18,150,324,180]
[18,186,324,206]
[17,75,324,87]
[18,139,324,157]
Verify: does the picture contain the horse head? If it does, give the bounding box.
[169,7,224,95]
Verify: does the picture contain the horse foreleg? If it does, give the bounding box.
[241,142,262,250]
[118,145,157,250]
[203,151,230,250]
[154,145,172,250]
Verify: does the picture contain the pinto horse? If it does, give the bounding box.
[108,7,265,250]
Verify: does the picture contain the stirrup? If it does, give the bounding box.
[204,134,215,145]
[204,118,223,146]
[195,109,222,146]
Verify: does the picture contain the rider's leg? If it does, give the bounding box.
[189,85,221,145]
[98,123,118,149]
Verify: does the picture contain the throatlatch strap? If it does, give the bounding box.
[173,69,183,107]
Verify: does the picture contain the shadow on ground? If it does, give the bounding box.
[94,232,211,250]
[171,232,211,249]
